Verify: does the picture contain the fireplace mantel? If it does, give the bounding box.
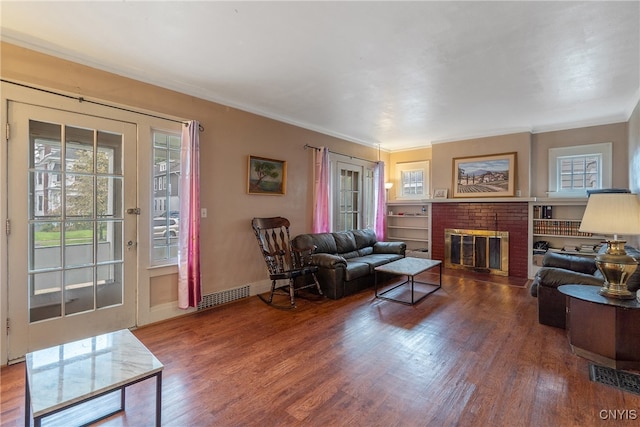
[429,197,535,203]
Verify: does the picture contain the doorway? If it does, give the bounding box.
[6,102,137,361]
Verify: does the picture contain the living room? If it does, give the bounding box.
[1,2,640,425]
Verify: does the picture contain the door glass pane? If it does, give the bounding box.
[65,267,95,315]
[97,263,122,309]
[64,221,94,267]
[31,222,62,270]
[65,128,94,173]
[97,176,123,217]
[97,131,122,175]
[98,220,123,263]
[28,119,125,322]
[65,173,94,218]
[30,271,62,322]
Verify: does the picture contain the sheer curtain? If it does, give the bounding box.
[313,147,330,233]
[373,161,387,240]
[178,120,202,309]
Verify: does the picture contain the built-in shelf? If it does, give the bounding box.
[529,198,604,277]
[386,201,431,255]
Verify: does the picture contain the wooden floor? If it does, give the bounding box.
[2,270,640,426]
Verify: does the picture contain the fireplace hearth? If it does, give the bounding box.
[445,228,509,276]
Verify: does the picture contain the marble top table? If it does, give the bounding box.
[375,257,442,305]
[25,329,163,427]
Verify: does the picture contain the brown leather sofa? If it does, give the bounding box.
[292,229,406,299]
[530,246,640,328]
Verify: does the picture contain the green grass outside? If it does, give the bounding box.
[35,230,94,247]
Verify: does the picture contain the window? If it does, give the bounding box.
[152,130,181,263]
[548,143,612,197]
[395,161,430,199]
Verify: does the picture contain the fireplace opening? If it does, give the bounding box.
[445,229,509,276]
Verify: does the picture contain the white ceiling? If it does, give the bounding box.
[1,1,639,151]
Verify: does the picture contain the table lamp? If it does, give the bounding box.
[579,193,640,299]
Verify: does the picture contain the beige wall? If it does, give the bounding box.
[0,42,386,310]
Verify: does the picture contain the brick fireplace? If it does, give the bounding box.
[431,202,529,278]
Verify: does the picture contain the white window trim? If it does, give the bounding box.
[395,160,430,200]
[548,142,612,198]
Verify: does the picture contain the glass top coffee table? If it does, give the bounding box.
[25,329,163,427]
[374,257,442,305]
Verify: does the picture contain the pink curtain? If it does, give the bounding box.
[313,147,331,233]
[178,120,202,309]
[374,161,387,240]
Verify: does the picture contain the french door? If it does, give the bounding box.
[6,102,137,361]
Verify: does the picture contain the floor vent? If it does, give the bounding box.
[589,364,640,395]
[197,285,250,310]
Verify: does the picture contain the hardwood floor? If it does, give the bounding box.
[2,270,640,426]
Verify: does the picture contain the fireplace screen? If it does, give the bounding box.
[445,229,509,276]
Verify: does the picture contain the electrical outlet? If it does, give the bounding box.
[201,208,207,218]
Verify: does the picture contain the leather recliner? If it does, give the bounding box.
[530,246,640,328]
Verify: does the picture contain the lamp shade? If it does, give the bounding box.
[579,193,640,236]
[384,182,394,190]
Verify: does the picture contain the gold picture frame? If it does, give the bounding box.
[247,155,287,195]
[452,152,516,198]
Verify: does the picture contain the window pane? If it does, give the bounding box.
[152,131,181,263]
[557,154,601,192]
[66,174,94,218]
[97,131,122,175]
[64,221,93,267]
[97,263,123,308]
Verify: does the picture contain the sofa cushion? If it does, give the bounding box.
[358,246,374,256]
[349,253,404,271]
[344,261,371,281]
[352,228,377,249]
[333,231,358,254]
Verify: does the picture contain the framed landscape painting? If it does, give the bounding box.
[247,155,287,195]
[452,152,516,198]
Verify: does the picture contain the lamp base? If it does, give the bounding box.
[595,240,638,300]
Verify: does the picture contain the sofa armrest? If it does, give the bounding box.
[535,267,604,290]
[542,251,598,275]
[373,241,406,255]
[311,253,347,269]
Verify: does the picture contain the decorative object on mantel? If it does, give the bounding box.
[247,155,287,195]
[433,188,448,199]
[452,152,516,198]
[579,192,640,299]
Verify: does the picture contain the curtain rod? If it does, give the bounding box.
[304,144,379,164]
[1,79,204,132]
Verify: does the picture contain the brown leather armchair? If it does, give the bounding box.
[530,246,640,328]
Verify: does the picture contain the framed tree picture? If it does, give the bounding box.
[247,155,287,195]
[452,152,516,198]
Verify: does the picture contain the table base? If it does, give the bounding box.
[375,263,442,305]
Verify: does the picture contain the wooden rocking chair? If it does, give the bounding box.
[251,217,323,309]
